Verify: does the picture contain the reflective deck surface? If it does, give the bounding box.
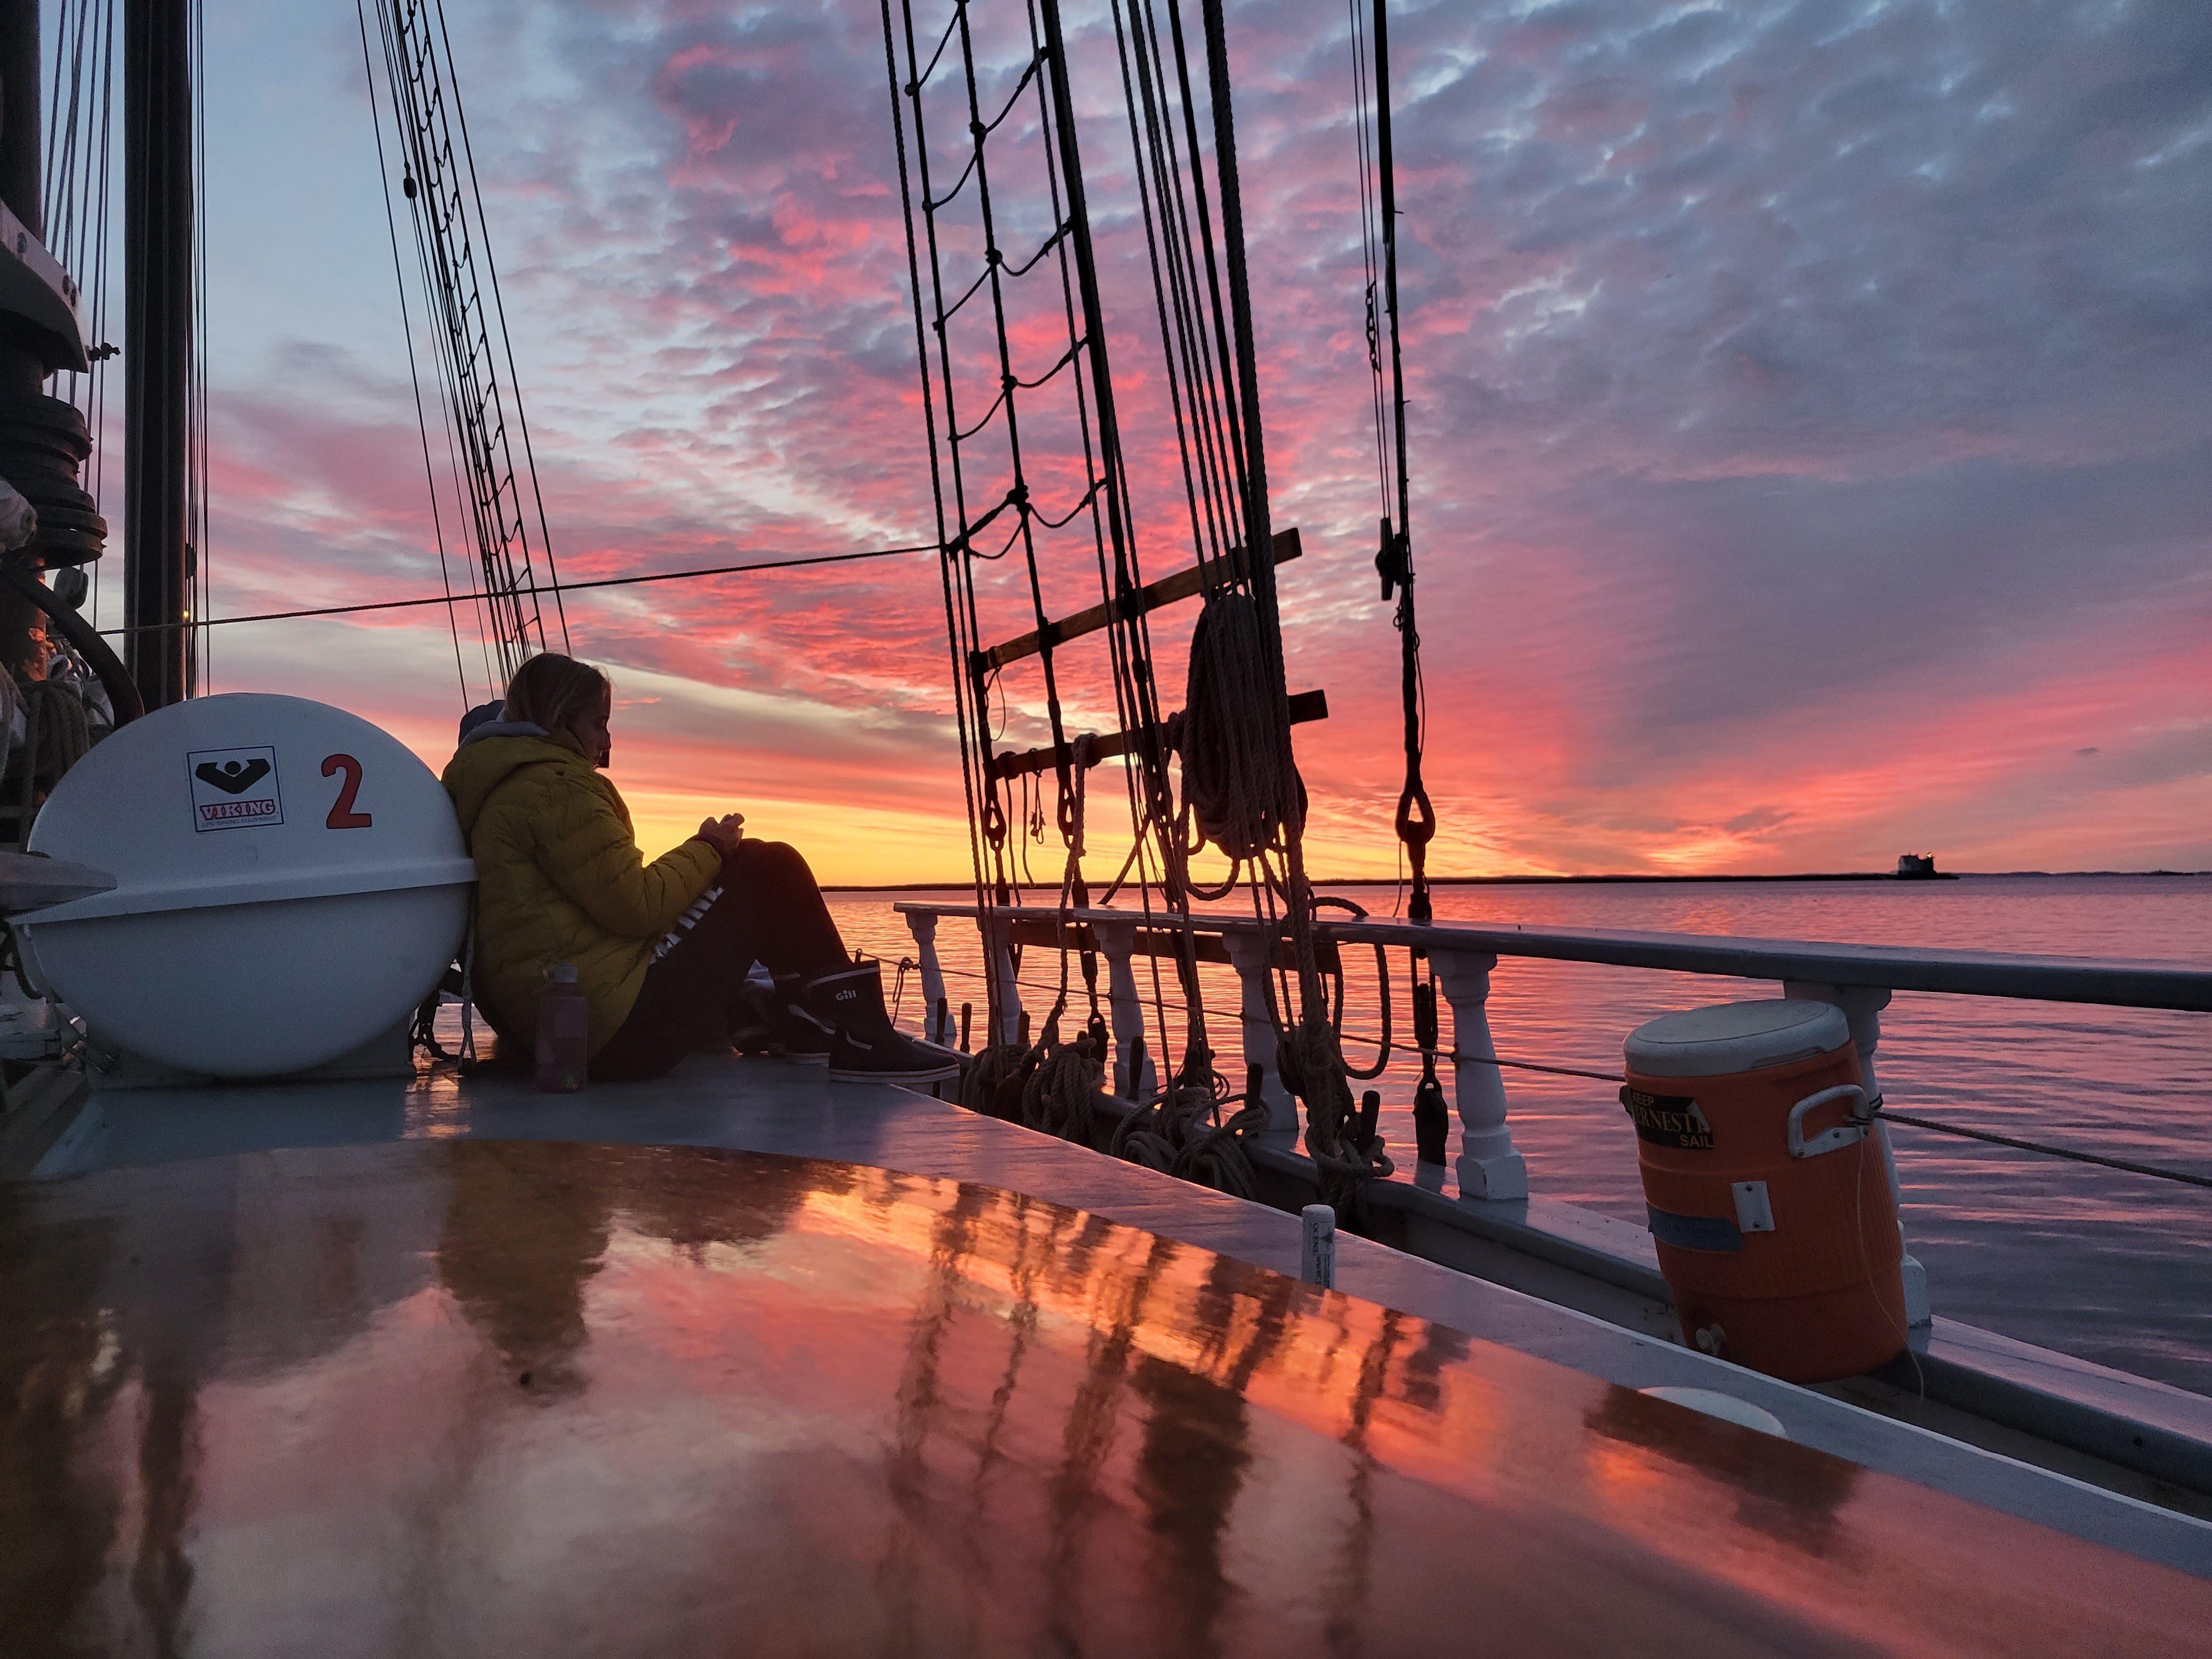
[3,1141,2204,1657]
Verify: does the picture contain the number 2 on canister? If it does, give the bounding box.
[321,754,372,829]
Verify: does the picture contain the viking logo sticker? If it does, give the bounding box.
[187,746,284,832]
[1618,1085,1714,1152]
[195,758,270,794]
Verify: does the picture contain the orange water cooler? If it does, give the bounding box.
[1622,1000,1906,1383]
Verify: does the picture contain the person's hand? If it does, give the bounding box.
[695,814,745,857]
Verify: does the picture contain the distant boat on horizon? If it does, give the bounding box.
[1894,853,1957,880]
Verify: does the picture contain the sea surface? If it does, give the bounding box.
[833,874,2212,1397]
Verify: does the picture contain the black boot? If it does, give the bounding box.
[771,973,833,1063]
[727,980,786,1057]
[804,961,962,1084]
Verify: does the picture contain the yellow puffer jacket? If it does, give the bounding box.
[442,726,721,1054]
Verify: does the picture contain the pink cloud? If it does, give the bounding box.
[168,0,2211,883]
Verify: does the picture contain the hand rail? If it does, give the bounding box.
[894,898,2210,1328]
[891,901,2212,1013]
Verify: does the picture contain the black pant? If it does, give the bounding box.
[591,840,847,1081]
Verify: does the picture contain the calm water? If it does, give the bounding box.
[835,875,2212,1397]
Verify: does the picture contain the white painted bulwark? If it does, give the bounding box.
[1088,917,1157,1102]
[903,909,949,1043]
[18,694,473,1077]
[1222,930,1297,1131]
[980,910,1023,1047]
[1430,950,1529,1201]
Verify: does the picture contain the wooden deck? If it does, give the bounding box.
[14,1136,2209,1655]
[25,1050,2212,1577]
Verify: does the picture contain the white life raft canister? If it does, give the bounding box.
[17,693,475,1077]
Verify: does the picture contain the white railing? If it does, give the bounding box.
[898,900,2212,1329]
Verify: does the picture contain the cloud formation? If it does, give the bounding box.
[165,0,2212,878]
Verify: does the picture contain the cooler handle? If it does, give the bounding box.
[1787,1084,1873,1159]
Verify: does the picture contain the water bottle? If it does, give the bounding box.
[534,962,590,1092]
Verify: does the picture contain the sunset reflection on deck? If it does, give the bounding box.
[2,1139,2202,1656]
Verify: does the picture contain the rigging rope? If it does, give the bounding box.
[887,0,1244,1189]
[884,0,1373,1210]
[1350,0,1449,1166]
[365,0,568,694]
[357,0,471,706]
[188,0,210,691]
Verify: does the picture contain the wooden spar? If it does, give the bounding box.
[990,687,1327,781]
[1002,913,1339,973]
[971,526,1302,675]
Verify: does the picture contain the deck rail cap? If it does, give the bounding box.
[890,899,2212,1012]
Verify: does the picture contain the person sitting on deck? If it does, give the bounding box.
[441,652,959,1085]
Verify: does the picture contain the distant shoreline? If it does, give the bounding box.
[820,870,2209,893]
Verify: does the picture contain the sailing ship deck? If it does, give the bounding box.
[22,1048,2212,1580]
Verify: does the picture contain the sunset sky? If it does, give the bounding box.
[78,0,2211,882]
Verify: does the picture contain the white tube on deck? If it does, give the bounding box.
[1300,1204,1336,1289]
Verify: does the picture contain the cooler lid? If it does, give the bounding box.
[1624,998,1848,1079]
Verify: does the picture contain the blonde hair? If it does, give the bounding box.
[501,653,610,735]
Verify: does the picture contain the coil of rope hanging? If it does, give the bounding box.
[1178,588,1305,861]
[1311,894,1392,1081]
[1011,733,1110,1147]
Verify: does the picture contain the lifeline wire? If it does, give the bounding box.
[95,543,940,636]
[1876,1110,2212,1190]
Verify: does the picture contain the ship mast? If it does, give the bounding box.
[122,0,193,710]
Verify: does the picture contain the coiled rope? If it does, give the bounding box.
[12,679,92,844]
[1022,1020,1103,1142]
[1181,588,1386,1217]
[1180,590,1303,860]
[958,1038,1032,1123]
[1111,1067,1267,1201]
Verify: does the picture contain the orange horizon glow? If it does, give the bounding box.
[121,0,2207,888]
